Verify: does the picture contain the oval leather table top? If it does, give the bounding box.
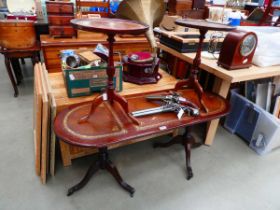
[175,18,235,31]
[71,18,149,35]
[54,89,230,148]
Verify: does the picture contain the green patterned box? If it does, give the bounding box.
[63,64,123,98]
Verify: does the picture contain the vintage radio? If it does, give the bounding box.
[218,30,258,70]
[46,1,76,38]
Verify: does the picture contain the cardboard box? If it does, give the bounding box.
[63,64,123,98]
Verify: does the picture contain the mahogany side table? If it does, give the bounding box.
[174,19,235,112]
[71,18,149,124]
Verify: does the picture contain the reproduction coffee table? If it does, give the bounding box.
[54,89,230,197]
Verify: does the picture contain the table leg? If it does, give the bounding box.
[184,132,194,180]
[4,56,19,97]
[105,160,135,196]
[79,92,140,125]
[204,78,231,146]
[32,52,40,65]
[67,160,99,196]
[21,58,25,65]
[11,58,23,85]
[59,141,72,167]
[67,147,135,197]
[153,127,198,180]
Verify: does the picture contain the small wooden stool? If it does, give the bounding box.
[0,19,40,97]
[0,43,40,97]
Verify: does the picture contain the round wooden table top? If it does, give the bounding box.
[71,18,149,35]
[175,18,235,31]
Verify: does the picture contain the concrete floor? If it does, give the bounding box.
[1,55,280,210]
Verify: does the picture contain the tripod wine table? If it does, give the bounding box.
[174,19,235,112]
[71,18,149,124]
[61,18,149,197]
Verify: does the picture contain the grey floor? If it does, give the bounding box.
[1,55,280,210]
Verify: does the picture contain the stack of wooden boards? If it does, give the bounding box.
[33,63,57,184]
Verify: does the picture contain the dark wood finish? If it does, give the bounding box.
[123,54,161,85]
[0,43,40,97]
[168,0,193,15]
[154,127,198,180]
[168,0,206,17]
[40,34,151,73]
[11,58,23,84]
[218,30,258,70]
[46,1,74,14]
[48,26,76,38]
[4,56,18,97]
[46,1,76,38]
[54,89,230,195]
[71,18,149,125]
[48,15,74,26]
[48,69,177,166]
[54,89,229,147]
[71,18,149,35]
[0,20,36,49]
[174,19,235,112]
[67,147,134,197]
[192,0,206,9]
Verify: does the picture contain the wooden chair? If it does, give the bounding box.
[76,0,111,17]
[0,20,40,97]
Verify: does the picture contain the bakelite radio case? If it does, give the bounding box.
[218,30,258,70]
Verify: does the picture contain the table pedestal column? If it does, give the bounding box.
[79,34,139,125]
[174,29,209,112]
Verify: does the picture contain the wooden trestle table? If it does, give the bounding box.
[158,43,280,146]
